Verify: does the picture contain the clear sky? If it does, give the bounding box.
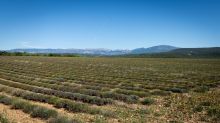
[0,0,220,50]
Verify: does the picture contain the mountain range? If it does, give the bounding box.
[7,45,178,55]
[5,45,220,58]
[131,45,178,54]
[122,47,220,58]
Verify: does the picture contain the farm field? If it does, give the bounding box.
[0,56,219,123]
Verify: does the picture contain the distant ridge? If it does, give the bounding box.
[5,45,220,58]
[8,48,131,55]
[168,47,220,57]
[131,45,178,54]
[7,45,178,55]
[122,47,220,58]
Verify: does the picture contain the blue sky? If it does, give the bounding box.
[0,0,220,50]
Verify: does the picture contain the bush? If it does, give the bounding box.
[126,95,139,103]
[200,101,211,106]
[193,105,203,112]
[11,100,26,109]
[31,106,58,119]
[115,89,149,97]
[169,120,183,123]
[0,113,9,123]
[102,92,138,103]
[151,90,171,96]
[166,88,187,93]
[207,106,220,121]
[65,101,88,113]
[23,104,36,114]
[48,115,80,123]
[0,96,13,105]
[48,96,60,104]
[193,86,210,93]
[141,98,155,105]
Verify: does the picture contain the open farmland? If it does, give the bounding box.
[0,56,219,123]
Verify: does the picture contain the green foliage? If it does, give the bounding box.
[200,101,211,106]
[193,86,210,93]
[48,115,80,123]
[115,89,149,97]
[0,96,13,105]
[11,100,27,109]
[0,51,80,57]
[31,106,58,119]
[102,91,138,103]
[0,113,10,123]
[193,105,203,112]
[141,98,155,105]
[150,90,171,96]
[166,88,187,93]
[207,106,220,121]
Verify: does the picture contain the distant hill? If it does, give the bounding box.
[5,46,220,58]
[168,47,220,57]
[8,48,131,55]
[7,45,178,55]
[122,47,220,58]
[131,45,178,54]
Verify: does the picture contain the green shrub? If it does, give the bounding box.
[48,115,80,123]
[53,99,67,109]
[126,95,139,103]
[23,104,36,114]
[102,92,138,103]
[11,100,26,109]
[65,101,88,113]
[141,98,155,105]
[0,96,13,105]
[193,105,203,112]
[207,106,220,121]
[200,101,211,106]
[193,86,210,93]
[0,113,10,123]
[115,89,149,97]
[48,96,59,104]
[151,90,171,96]
[166,88,187,93]
[31,106,58,119]
[169,120,183,123]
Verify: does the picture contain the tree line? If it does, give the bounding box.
[0,51,80,57]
